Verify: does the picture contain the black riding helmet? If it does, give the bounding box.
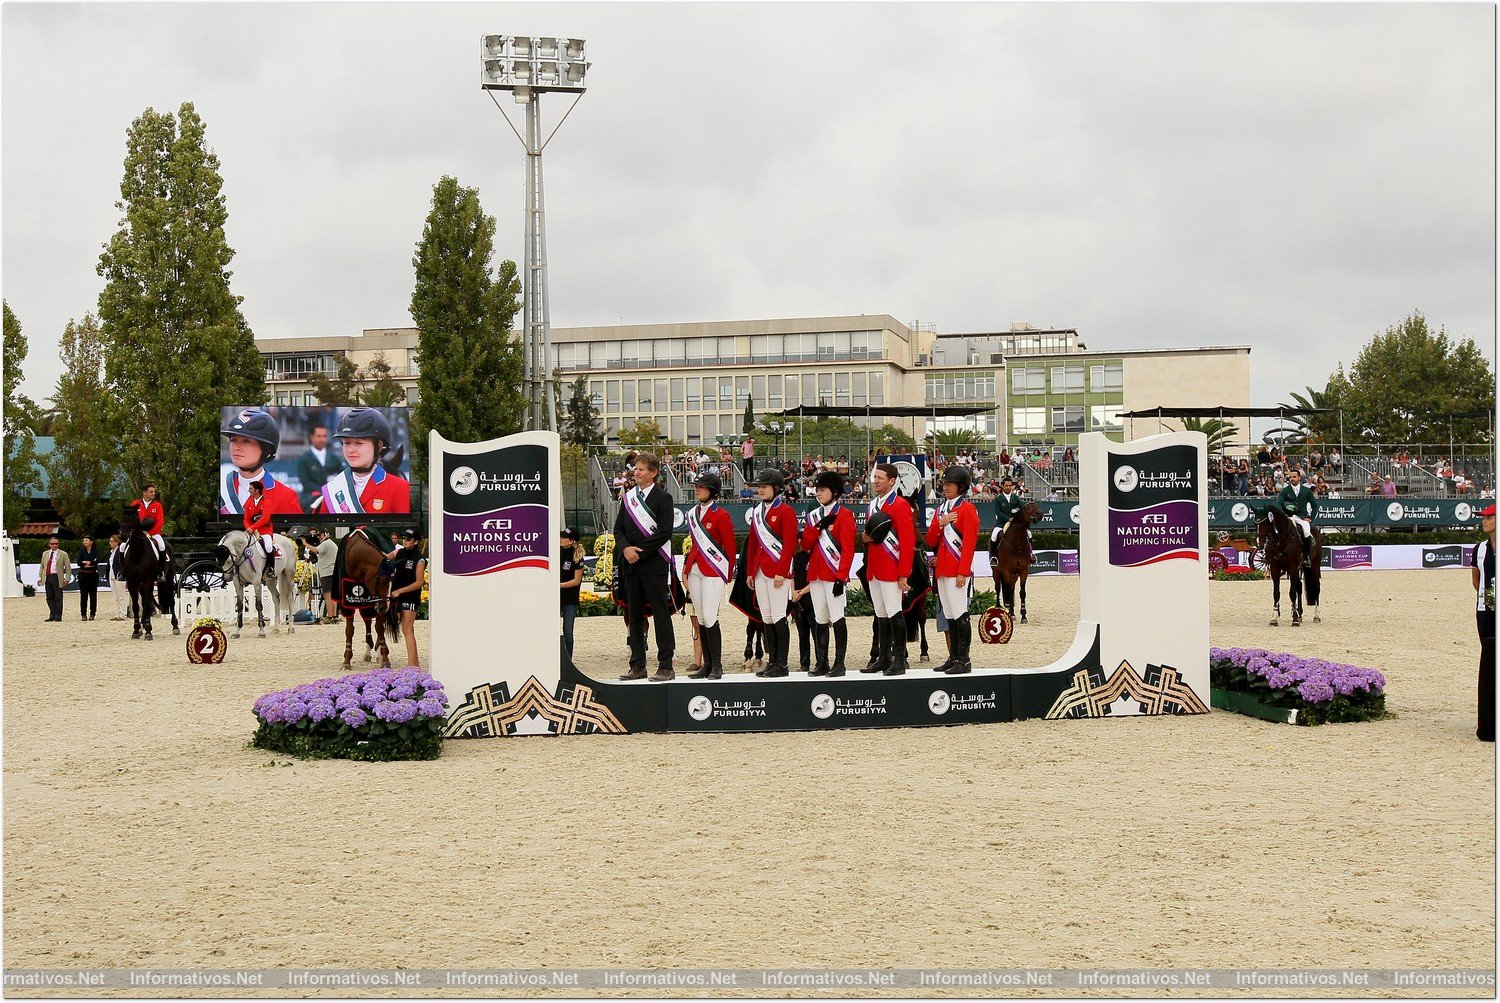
[942,466,972,490]
[335,407,393,448]
[752,467,786,490]
[813,470,844,495]
[865,509,894,544]
[693,471,723,497]
[221,407,282,462]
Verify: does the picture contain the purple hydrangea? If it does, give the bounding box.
[417,696,445,717]
[1210,646,1386,705]
[340,706,368,728]
[254,669,452,729]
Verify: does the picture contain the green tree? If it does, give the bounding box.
[359,352,407,407]
[409,175,523,472]
[742,394,755,434]
[1181,416,1239,453]
[97,102,265,535]
[562,376,602,448]
[1331,311,1494,444]
[3,301,41,533]
[1279,384,1340,443]
[932,428,981,450]
[871,424,917,451]
[308,355,360,406]
[617,418,663,448]
[46,314,122,536]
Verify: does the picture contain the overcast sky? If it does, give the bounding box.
[3,2,1494,419]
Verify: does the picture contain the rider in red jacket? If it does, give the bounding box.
[242,480,278,575]
[746,467,800,678]
[122,484,168,572]
[683,471,737,680]
[799,470,856,676]
[861,463,915,676]
[925,465,980,674]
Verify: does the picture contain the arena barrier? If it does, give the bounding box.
[432,429,1211,736]
[175,585,289,624]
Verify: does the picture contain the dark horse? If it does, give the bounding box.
[989,501,1043,624]
[338,530,393,670]
[117,504,178,640]
[1256,505,1322,627]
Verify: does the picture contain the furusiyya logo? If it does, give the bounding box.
[688,695,713,721]
[690,697,766,720]
[450,466,479,496]
[1113,466,1139,492]
[1456,502,1474,522]
[1124,465,1194,490]
[928,690,998,716]
[811,693,888,719]
[1231,502,1250,522]
[1386,502,1404,522]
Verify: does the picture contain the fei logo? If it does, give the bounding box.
[1113,465,1139,492]
[450,466,479,496]
[1386,502,1404,523]
[687,695,713,721]
[928,690,951,716]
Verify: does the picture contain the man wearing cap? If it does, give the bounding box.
[861,463,915,676]
[311,407,410,514]
[927,466,981,674]
[1276,467,1319,569]
[746,467,800,678]
[613,452,678,681]
[387,528,427,667]
[1472,504,1496,742]
[220,407,305,516]
[800,470,856,676]
[684,471,737,679]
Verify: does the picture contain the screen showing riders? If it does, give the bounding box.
[746,467,800,678]
[310,407,411,515]
[926,466,980,675]
[220,407,305,516]
[861,462,915,677]
[683,471,737,680]
[800,470,856,677]
[1277,468,1319,568]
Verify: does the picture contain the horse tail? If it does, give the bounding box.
[1305,566,1321,606]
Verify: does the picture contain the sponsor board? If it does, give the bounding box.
[1107,445,1199,568]
[443,444,549,576]
[1323,546,1373,571]
[1422,545,1465,570]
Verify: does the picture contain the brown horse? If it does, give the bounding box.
[338,530,393,669]
[989,501,1043,624]
[1256,506,1322,627]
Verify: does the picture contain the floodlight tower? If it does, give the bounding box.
[481,35,590,432]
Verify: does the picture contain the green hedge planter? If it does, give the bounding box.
[1211,687,1298,725]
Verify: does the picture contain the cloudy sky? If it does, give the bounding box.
[3,2,1494,416]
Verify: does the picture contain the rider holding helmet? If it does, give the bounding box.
[219,407,305,516]
[311,407,411,514]
[683,470,737,680]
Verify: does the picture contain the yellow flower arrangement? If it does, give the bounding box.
[593,532,615,588]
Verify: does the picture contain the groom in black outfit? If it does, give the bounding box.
[613,452,678,681]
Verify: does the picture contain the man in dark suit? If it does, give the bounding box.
[295,421,343,511]
[613,452,677,681]
[41,536,71,622]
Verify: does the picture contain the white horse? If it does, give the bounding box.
[216,530,297,638]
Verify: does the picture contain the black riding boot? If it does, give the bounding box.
[934,612,959,674]
[883,614,908,675]
[1302,535,1314,569]
[810,623,831,676]
[829,618,848,676]
[705,623,724,679]
[755,621,776,676]
[763,619,790,677]
[945,615,973,674]
[862,617,890,673]
[689,624,713,679]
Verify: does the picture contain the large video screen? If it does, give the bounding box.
[218,405,413,517]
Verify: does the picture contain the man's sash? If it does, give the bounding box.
[687,503,732,581]
[749,498,785,565]
[318,470,367,515]
[867,491,901,560]
[623,487,671,563]
[937,497,966,563]
[808,504,845,573]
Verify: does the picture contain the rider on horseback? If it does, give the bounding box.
[1276,468,1318,569]
[992,476,1032,559]
[243,480,278,577]
[119,484,168,576]
[220,407,305,515]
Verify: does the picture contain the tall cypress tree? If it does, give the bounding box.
[97,102,264,534]
[409,176,523,474]
[47,314,123,536]
[3,301,42,533]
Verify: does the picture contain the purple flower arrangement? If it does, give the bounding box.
[1210,647,1387,725]
[252,667,448,761]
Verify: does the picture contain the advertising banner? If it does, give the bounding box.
[217,405,412,518]
[1106,444,1200,569]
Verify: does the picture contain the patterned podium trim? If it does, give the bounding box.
[444,676,628,737]
[1044,660,1209,719]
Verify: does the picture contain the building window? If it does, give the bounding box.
[653,379,668,411]
[1091,404,1124,430]
[1051,406,1086,432]
[670,417,685,443]
[687,415,701,443]
[1050,366,1085,392]
[1090,362,1124,392]
[869,371,884,405]
[751,375,765,405]
[835,372,850,405]
[703,414,718,441]
[735,375,750,404]
[717,337,736,363]
[621,380,636,412]
[606,380,619,414]
[1011,368,1044,394]
[1012,407,1046,434]
[719,376,734,408]
[275,392,288,406]
[768,374,783,409]
[852,372,867,406]
[783,375,799,408]
[687,377,700,410]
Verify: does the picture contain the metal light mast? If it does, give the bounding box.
[481,35,590,432]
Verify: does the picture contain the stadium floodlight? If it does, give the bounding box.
[480,34,591,432]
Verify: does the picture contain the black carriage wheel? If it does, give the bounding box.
[1248,548,1263,572]
[177,559,228,593]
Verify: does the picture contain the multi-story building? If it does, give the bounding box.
[254,315,1250,455]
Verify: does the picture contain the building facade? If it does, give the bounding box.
[254,315,1250,455]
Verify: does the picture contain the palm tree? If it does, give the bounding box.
[931,428,980,451]
[1279,385,1339,443]
[1181,416,1239,454]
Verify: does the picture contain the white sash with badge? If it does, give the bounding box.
[318,469,367,515]
[867,491,901,560]
[687,503,731,581]
[937,497,965,562]
[808,503,845,573]
[749,498,785,565]
[624,487,671,563]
